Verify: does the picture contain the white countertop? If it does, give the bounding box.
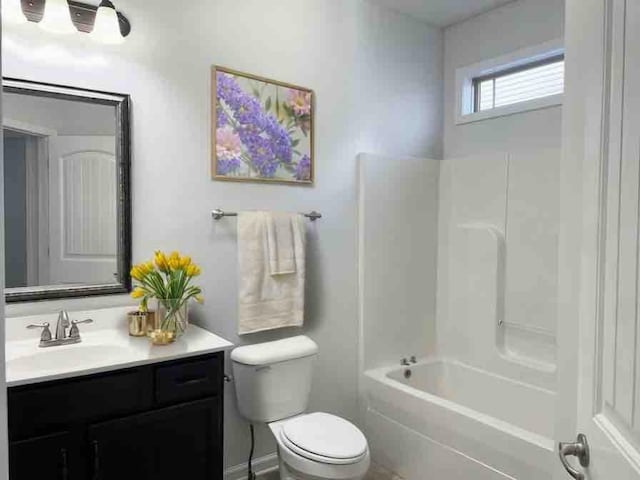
[5,307,234,387]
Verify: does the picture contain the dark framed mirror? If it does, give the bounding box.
[2,78,131,302]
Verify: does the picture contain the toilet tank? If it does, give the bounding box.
[231,336,319,423]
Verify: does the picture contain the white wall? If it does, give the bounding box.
[443,0,565,158]
[434,0,564,391]
[2,0,443,471]
[357,7,443,159]
[3,136,27,287]
[3,93,115,135]
[358,154,439,371]
[0,19,10,479]
[437,152,559,390]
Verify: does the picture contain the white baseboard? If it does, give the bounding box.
[224,453,279,480]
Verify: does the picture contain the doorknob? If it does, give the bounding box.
[559,433,590,479]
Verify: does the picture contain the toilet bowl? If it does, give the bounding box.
[231,336,370,480]
[269,413,370,480]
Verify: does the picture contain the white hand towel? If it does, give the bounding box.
[237,211,306,335]
[266,212,297,275]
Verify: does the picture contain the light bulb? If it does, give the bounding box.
[39,0,76,35]
[2,0,27,25]
[92,1,124,45]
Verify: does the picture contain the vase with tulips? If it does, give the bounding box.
[130,250,203,343]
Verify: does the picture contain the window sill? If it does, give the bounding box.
[455,94,563,125]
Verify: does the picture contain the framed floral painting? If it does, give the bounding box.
[212,66,314,185]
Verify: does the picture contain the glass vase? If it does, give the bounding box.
[155,299,189,343]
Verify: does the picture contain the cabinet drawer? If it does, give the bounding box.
[155,355,222,405]
[9,368,152,440]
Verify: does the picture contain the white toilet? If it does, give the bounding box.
[231,336,370,480]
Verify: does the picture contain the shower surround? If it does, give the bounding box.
[358,149,560,478]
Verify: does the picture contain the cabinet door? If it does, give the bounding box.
[10,431,76,480]
[88,397,222,480]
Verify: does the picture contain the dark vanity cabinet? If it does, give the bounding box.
[8,352,224,480]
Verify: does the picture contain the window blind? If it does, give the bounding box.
[474,56,564,112]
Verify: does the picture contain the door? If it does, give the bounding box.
[88,398,221,480]
[9,431,75,480]
[48,135,117,285]
[556,0,640,478]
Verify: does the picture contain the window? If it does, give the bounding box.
[472,55,565,113]
[454,40,565,124]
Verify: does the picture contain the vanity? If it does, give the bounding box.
[2,78,234,479]
[5,308,233,480]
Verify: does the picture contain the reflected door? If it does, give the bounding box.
[48,135,117,285]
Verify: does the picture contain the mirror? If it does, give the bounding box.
[2,78,131,302]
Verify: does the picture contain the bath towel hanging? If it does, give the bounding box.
[237,211,306,334]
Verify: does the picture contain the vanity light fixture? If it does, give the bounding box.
[17,0,131,42]
[39,0,77,34]
[91,0,124,44]
[2,0,28,25]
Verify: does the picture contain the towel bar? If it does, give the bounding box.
[211,209,322,221]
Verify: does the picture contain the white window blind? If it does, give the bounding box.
[474,56,564,112]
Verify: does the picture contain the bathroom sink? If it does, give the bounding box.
[7,344,131,375]
[5,321,233,387]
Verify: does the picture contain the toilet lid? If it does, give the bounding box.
[282,412,368,461]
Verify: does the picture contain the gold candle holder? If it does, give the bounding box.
[127,311,148,337]
[149,329,175,345]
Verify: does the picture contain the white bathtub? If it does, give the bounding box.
[362,358,555,480]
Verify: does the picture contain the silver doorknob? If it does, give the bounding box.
[559,433,590,479]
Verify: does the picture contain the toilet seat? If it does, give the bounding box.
[279,412,368,465]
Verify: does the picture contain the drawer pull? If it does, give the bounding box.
[60,448,68,480]
[155,356,222,404]
[92,440,100,480]
[176,375,208,386]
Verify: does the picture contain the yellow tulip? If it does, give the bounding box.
[179,256,192,268]
[144,261,154,274]
[165,251,180,271]
[186,264,201,277]
[154,251,168,271]
[131,287,145,299]
[130,266,141,281]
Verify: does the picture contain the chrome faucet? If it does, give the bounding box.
[55,310,70,340]
[27,310,93,348]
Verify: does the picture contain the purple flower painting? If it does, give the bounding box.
[212,67,314,184]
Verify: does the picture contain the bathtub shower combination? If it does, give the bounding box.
[358,153,560,479]
[363,360,554,479]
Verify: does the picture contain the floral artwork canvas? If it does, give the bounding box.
[212,66,314,184]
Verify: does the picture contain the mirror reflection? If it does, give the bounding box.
[2,80,130,301]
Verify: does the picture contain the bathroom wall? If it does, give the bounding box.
[3,135,28,287]
[443,0,565,158]
[0,31,9,478]
[358,154,439,371]
[437,152,559,390]
[436,0,564,389]
[3,93,116,135]
[2,0,444,472]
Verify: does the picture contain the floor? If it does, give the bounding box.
[364,463,404,480]
[258,463,403,480]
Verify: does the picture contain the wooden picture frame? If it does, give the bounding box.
[211,66,314,185]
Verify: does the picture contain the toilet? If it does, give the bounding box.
[231,336,370,480]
